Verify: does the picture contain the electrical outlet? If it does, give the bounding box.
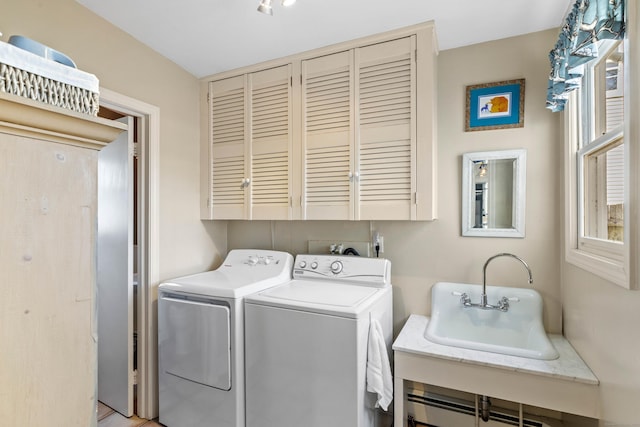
[372,232,384,256]
[307,240,371,257]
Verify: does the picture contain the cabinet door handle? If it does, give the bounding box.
[349,172,354,181]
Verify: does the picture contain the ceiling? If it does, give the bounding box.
[76,0,571,79]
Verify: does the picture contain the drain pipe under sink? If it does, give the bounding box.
[480,395,491,422]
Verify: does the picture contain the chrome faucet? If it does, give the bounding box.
[460,253,533,311]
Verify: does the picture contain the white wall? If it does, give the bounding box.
[2,0,227,281]
[227,29,564,335]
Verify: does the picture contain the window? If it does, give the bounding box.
[579,42,625,249]
[566,40,629,286]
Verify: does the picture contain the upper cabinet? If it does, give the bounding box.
[201,22,438,221]
[302,36,419,220]
[302,49,354,219]
[207,65,293,220]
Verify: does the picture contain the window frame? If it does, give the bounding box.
[565,97,628,286]
[577,126,625,256]
[564,32,637,289]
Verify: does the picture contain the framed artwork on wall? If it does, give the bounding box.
[465,79,525,131]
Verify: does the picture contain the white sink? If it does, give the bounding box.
[424,282,559,360]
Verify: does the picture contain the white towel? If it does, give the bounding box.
[366,318,393,411]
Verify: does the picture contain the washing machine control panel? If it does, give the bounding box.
[293,254,390,286]
[220,249,292,268]
[246,255,272,266]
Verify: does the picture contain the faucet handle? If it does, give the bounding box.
[497,296,519,311]
[453,292,471,306]
[498,297,510,311]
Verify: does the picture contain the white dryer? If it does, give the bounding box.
[244,254,393,427]
[158,249,293,427]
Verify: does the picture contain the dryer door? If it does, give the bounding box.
[159,296,231,390]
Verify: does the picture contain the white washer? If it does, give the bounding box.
[158,249,293,427]
[244,254,393,427]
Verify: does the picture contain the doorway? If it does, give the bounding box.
[96,88,160,420]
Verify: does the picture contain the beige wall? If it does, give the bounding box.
[2,0,227,280]
[227,29,564,334]
[563,265,640,425]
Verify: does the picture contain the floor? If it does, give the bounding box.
[98,402,164,427]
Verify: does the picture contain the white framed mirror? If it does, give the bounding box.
[462,149,526,238]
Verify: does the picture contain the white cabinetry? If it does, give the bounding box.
[303,36,424,220]
[0,92,125,426]
[207,64,293,220]
[202,22,437,221]
[302,49,354,219]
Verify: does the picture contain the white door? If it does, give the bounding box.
[97,116,135,416]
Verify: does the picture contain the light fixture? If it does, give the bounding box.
[257,0,273,15]
[257,0,296,15]
[478,162,487,177]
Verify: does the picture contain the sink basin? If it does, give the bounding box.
[424,282,559,360]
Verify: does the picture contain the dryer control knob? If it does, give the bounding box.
[311,261,318,269]
[299,261,307,269]
[247,256,258,265]
[330,261,343,274]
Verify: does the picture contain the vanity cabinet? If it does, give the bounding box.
[207,64,293,220]
[202,21,438,221]
[0,92,125,426]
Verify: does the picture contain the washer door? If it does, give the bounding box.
[159,296,231,390]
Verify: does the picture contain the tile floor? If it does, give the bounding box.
[98,402,164,427]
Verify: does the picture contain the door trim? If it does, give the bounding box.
[99,87,160,419]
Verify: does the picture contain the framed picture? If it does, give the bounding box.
[465,79,525,131]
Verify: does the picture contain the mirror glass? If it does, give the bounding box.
[461,149,526,237]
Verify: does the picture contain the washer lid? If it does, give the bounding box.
[245,279,389,318]
[263,280,378,306]
[159,249,293,299]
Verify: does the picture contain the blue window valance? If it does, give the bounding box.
[546,0,625,112]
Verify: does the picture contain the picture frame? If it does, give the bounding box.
[465,79,525,132]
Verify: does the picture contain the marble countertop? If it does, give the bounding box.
[393,314,599,385]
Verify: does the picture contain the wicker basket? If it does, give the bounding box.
[0,62,99,116]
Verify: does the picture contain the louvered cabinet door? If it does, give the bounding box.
[249,65,293,220]
[302,51,355,220]
[209,75,248,219]
[355,36,417,220]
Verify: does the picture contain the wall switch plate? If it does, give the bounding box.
[307,240,371,257]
